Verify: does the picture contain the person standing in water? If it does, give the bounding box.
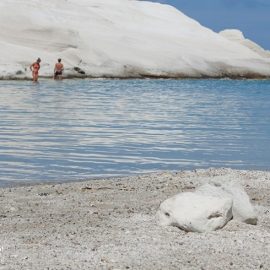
[30,58,41,82]
[54,58,64,80]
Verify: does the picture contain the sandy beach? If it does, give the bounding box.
[0,168,269,269]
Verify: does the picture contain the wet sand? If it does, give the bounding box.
[0,168,270,269]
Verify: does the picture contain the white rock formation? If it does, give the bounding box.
[197,183,258,225]
[220,29,270,59]
[157,192,233,233]
[158,182,257,232]
[0,0,270,79]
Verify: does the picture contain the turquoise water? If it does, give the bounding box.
[0,79,270,186]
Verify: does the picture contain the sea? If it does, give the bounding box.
[0,79,269,186]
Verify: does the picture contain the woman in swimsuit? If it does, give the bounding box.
[54,58,64,80]
[30,58,41,82]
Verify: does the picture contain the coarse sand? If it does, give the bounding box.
[0,168,270,270]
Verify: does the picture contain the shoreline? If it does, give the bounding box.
[1,168,270,269]
[1,75,270,81]
[1,167,270,189]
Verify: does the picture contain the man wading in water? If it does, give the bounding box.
[30,58,41,82]
[54,58,64,80]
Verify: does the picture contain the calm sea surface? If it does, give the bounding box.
[0,79,269,186]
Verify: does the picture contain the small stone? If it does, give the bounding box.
[38,192,49,197]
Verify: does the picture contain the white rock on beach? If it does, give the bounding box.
[197,182,258,225]
[158,182,257,232]
[0,0,270,79]
[222,182,258,225]
[157,192,233,233]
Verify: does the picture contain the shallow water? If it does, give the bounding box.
[0,79,270,185]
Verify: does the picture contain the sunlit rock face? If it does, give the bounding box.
[157,192,233,233]
[157,182,257,233]
[220,29,270,59]
[0,0,270,79]
[196,183,258,225]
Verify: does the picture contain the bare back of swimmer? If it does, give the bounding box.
[54,58,64,80]
[30,58,41,82]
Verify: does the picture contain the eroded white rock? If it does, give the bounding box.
[0,0,270,79]
[222,182,258,225]
[158,182,257,232]
[157,192,233,233]
[197,182,258,225]
[220,29,270,59]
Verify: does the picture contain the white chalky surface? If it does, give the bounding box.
[0,0,270,79]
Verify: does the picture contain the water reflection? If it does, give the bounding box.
[0,79,270,185]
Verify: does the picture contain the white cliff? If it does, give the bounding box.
[220,29,270,59]
[0,0,269,79]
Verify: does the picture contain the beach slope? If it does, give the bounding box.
[0,168,270,269]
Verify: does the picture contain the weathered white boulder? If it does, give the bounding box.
[197,182,258,225]
[157,192,233,233]
[223,182,258,225]
[158,182,258,232]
